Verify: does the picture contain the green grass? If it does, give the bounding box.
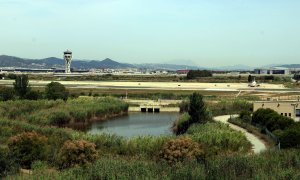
[0,97,129,126]
[7,149,300,180]
[187,122,252,156]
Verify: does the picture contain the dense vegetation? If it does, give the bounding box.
[174,93,212,134]
[0,76,299,179]
[231,108,300,149]
[0,74,69,101]
[253,108,300,148]
[0,97,128,127]
[187,70,213,79]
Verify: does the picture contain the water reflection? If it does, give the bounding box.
[87,112,179,137]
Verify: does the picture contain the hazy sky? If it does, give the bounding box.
[1,0,300,67]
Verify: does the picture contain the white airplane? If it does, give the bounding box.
[248,80,260,87]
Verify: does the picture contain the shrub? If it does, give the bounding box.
[8,131,48,169]
[252,108,295,131]
[49,112,71,126]
[25,90,40,100]
[0,87,14,101]
[239,110,252,123]
[278,125,300,149]
[7,73,17,80]
[0,148,18,177]
[172,113,190,135]
[45,82,69,101]
[179,100,189,113]
[159,136,204,164]
[56,140,98,169]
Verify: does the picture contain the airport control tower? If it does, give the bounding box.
[64,50,72,73]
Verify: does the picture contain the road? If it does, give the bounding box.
[214,115,267,154]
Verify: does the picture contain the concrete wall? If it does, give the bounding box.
[128,106,180,112]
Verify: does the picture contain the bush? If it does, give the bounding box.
[0,87,15,101]
[8,131,48,169]
[159,136,204,164]
[45,82,69,101]
[0,148,18,177]
[7,73,17,80]
[278,125,300,148]
[56,140,98,169]
[252,108,295,131]
[173,113,190,135]
[179,100,189,113]
[25,90,40,100]
[239,110,252,123]
[49,112,71,126]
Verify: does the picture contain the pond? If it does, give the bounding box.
[87,112,179,137]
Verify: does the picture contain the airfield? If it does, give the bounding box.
[0,80,290,92]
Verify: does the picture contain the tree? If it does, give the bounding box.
[45,82,69,101]
[13,75,30,98]
[187,70,212,79]
[247,75,252,83]
[188,92,209,124]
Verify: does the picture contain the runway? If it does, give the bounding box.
[0,80,299,93]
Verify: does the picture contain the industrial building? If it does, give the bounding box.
[254,67,290,75]
[253,100,300,121]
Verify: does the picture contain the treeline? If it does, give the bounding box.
[187,70,212,79]
[0,75,69,101]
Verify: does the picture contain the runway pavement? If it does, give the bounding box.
[0,80,299,93]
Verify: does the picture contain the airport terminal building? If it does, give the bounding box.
[253,100,300,121]
[254,67,290,75]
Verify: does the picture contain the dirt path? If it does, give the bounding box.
[214,115,267,154]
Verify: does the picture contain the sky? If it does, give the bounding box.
[0,0,300,67]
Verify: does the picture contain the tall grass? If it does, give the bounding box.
[0,97,129,126]
[187,122,252,156]
[208,99,252,116]
[9,149,300,180]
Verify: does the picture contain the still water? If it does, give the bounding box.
[87,112,179,137]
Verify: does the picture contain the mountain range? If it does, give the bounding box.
[0,55,299,71]
[0,55,200,70]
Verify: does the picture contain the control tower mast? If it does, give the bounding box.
[64,50,72,73]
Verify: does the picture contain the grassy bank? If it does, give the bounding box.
[0,97,128,126]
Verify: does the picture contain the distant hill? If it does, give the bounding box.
[0,55,202,70]
[135,63,201,70]
[0,55,135,69]
[277,64,300,68]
